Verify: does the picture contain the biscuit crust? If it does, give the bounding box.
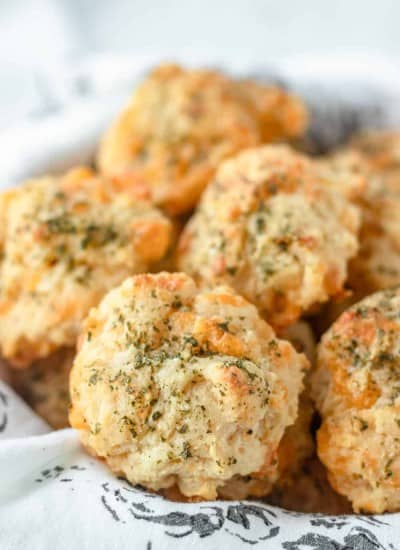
[351,130,400,184]
[313,287,400,512]
[177,145,360,330]
[70,272,308,500]
[318,147,400,294]
[98,64,308,214]
[0,168,172,366]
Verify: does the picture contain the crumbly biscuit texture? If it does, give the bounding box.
[318,147,400,293]
[178,145,360,330]
[70,272,308,500]
[98,64,308,214]
[313,287,400,512]
[316,149,372,202]
[351,130,400,185]
[0,168,172,366]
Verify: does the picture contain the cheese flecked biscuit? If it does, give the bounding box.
[98,64,308,214]
[70,272,308,500]
[178,145,360,330]
[313,287,400,513]
[0,168,172,366]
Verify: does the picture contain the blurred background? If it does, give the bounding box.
[1,0,399,131]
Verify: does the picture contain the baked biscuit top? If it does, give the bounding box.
[313,287,400,512]
[0,168,172,366]
[70,272,308,499]
[98,64,308,214]
[178,145,360,329]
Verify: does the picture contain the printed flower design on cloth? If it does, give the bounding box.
[32,460,395,548]
[129,501,280,543]
[282,527,393,550]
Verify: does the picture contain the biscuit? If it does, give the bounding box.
[317,147,400,294]
[98,64,308,214]
[69,272,308,500]
[313,287,400,512]
[0,168,172,366]
[177,145,360,330]
[351,130,400,186]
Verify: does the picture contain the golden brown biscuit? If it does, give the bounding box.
[177,145,360,331]
[312,287,400,513]
[316,149,371,202]
[163,455,352,514]
[217,392,314,500]
[9,348,74,429]
[351,130,400,186]
[162,457,351,515]
[70,272,308,500]
[186,388,314,501]
[0,168,172,367]
[317,147,400,294]
[234,79,308,143]
[98,64,308,215]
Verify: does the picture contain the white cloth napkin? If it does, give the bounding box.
[1,55,400,549]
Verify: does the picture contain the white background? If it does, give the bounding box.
[0,0,399,130]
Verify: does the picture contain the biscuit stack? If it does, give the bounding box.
[3,63,400,514]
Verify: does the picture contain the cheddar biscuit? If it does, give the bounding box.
[313,287,400,512]
[70,272,308,500]
[178,145,360,330]
[351,130,400,186]
[0,168,172,366]
[98,64,308,214]
[317,147,400,294]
